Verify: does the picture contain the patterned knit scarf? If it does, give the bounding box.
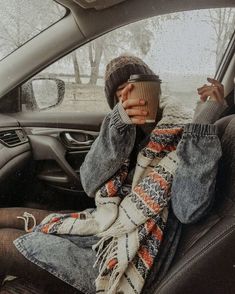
[34,97,192,294]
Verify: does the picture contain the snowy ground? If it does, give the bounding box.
[55,83,110,113]
[46,82,197,113]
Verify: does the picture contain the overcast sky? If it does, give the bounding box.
[1,4,233,81]
[146,10,220,75]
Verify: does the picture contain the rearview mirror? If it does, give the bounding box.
[22,77,65,111]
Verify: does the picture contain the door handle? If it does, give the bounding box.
[28,135,80,186]
[64,132,94,146]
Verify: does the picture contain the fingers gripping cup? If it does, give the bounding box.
[128,74,161,123]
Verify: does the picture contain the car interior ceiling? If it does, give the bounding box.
[58,0,235,37]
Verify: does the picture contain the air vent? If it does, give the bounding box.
[0,129,27,147]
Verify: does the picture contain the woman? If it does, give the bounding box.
[0,55,227,294]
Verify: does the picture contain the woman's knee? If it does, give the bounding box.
[0,229,25,274]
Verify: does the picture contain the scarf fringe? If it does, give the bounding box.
[96,264,122,294]
[93,234,124,294]
[94,238,117,272]
[107,263,122,294]
[95,245,122,294]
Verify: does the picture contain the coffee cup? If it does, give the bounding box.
[127,74,161,123]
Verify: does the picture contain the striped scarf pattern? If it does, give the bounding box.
[93,125,183,293]
[34,123,184,294]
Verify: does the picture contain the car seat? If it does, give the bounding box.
[154,114,235,294]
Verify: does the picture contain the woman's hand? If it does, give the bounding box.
[117,83,148,125]
[197,78,224,104]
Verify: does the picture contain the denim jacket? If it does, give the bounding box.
[80,100,225,224]
[14,99,227,294]
[79,100,226,292]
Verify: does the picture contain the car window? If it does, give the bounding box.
[25,8,235,113]
[0,0,65,61]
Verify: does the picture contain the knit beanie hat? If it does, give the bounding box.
[104,55,155,109]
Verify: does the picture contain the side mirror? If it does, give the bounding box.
[22,77,65,111]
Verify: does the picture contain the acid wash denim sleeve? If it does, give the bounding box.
[171,123,222,224]
[80,103,136,198]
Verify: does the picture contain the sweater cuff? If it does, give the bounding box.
[111,103,133,132]
[117,102,133,124]
[184,123,217,136]
[193,100,228,124]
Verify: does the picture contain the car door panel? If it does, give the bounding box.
[12,111,106,195]
[12,111,106,131]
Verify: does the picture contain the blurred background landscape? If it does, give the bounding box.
[0,1,234,112]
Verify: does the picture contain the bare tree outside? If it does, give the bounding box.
[72,51,82,84]
[0,3,234,112]
[66,12,186,86]
[37,8,235,112]
[85,22,155,85]
[88,38,104,85]
[205,8,235,67]
[0,0,65,59]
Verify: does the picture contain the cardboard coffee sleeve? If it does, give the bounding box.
[128,74,161,123]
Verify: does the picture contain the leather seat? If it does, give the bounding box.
[155,114,235,294]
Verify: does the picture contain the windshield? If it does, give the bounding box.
[0,0,65,60]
